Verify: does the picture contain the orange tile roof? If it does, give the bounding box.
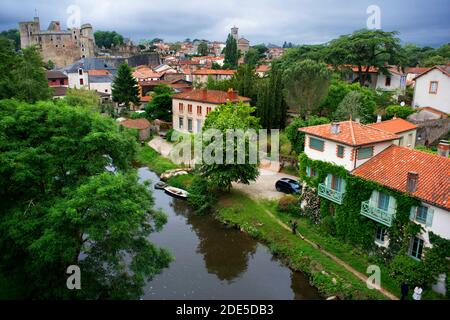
[405,67,431,75]
[256,65,271,72]
[121,118,151,130]
[140,96,153,103]
[133,66,162,80]
[352,145,450,210]
[88,70,110,76]
[367,118,418,134]
[299,120,399,146]
[173,89,251,104]
[413,65,450,80]
[192,69,236,76]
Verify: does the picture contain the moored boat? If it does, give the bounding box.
[155,181,168,190]
[164,186,189,199]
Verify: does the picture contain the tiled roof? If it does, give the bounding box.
[120,119,151,130]
[140,96,153,103]
[192,69,236,75]
[405,67,431,75]
[299,120,399,146]
[352,145,450,210]
[46,70,67,80]
[133,66,162,80]
[256,65,271,72]
[173,89,251,104]
[367,118,418,134]
[413,65,450,80]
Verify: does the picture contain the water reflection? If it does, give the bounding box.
[138,167,321,300]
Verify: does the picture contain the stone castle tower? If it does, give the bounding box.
[19,17,95,68]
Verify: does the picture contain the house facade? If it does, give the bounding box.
[172,89,251,134]
[192,69,236,85]
[412,66,450,114]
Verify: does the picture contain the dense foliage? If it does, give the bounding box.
[333,90,376,124]
[223,34,239,69]
[385,105,416,120]
[112,63,140,110]
[145,84,174,122]
[94,31,124,49]
[285,116,330,154]
[0,100,171,299]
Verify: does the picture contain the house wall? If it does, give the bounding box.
[413,69,450,114]
[68,70,89,89]
[304,134,393,171]
[48,79,68,87]
[419,205,450,244]
[393,129,417,148]
[376,73,405,91]
[172,98,219,134]
[89,82,112,94]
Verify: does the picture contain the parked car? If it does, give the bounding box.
[275,178,301,194]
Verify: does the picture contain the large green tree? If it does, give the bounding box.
[223,34,239,69]
[283,59,331,117]
[285,116,330,154]
[333,89,376,123]
[0,29,20,51]
[0,100,171,299]
[328,29,405,86]
[199,102,260,191]
[112,63,140,110]
[197,41,209,56]
[64,88,100,112]
[145,84,174,122]
[256,63,287,129]
[94,31,124,49]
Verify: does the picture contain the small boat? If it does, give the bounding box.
[164,186,189,200]
[154,181,168,190]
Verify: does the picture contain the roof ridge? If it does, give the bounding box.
[349,120,356,145]
[360,121,399,137]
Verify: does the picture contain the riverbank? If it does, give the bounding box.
[136,144,399,300]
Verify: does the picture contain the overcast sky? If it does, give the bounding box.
[1,0,449,47]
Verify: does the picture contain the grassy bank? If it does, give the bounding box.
[135,144,178,175]
[216,191,394,300]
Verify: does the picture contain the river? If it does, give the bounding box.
[138,167,321,300]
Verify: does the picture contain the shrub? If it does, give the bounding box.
[300,187,321,224]
[385,105,415,119]
[388,254,428,287]
[187,176,217,214]
[279,132,293,156]
[166,128,174,142]
[130,112,146,119]
[278,195,299,214]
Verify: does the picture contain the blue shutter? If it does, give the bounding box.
[426,208,434,227]
[388,196,397,214]
[341,178,346,193]
[370,190,379,207]
[410,206,417,221]
[326,174,332,188]
[306,166,311,177]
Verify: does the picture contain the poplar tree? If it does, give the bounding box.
[223,34,239,69]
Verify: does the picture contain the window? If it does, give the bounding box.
[79,78,84,86]
[357,147,374,160]
[309,137,324,151]
[407,133,413,146]
[331,175,343,192]
[429,81,438,94]
[78,69,83,76]
[416,206,428,224]
[179,117,184,129]
[410,237,424,260]
[337,145,345,158]
[188,104,193,113]
[179,103,184,113]
[197,106,202,115]
[375,226,386,243]
[59,80,65,85]
[385,77,391,87]
[306,166,318,177]
[378,192,390,211]
[188,119,193,132]
[206,107,212,115]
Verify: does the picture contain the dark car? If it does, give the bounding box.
[275,178,301,194]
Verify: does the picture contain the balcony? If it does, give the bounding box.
[318,183,344,205]
[360,201,395,227]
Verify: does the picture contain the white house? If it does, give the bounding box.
[412,65,450,114]
[368,117,418,149]
[172,89,251,134]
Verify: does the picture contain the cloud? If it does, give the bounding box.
[1,0,448,46]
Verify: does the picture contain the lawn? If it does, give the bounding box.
[135,144,178,175]
[216,191,395,300]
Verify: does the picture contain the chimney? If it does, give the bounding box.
[377,115,382,123]
[437,140,450,157]
[330,122,340,135]
[407,172,419,193]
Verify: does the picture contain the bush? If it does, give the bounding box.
[166,128,174,142]
[278,195,299,214]
[385,105,415,120]
[279,132,292,156]
[130,112,146,119]
[388,255,428,287]
[187,176,217,214]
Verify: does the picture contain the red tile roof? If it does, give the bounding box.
[133,66,162,80]
[352,145,450,210]
[173,89,251,104]
[120,119,151,130]
[256,65,271,72]
[367,118,418,134]
[140,96,153,103]
[405,67,431,75]
[192,69,236,76]
[413,65,450,80]
[299,120,400,147]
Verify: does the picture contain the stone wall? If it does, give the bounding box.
[411,118,450,146]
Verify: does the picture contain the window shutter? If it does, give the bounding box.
[341,178,346,193]
[426,208,434,227]
[409,206,417,221]
[388,196,397,213]
[370,190,379,207]
[326,174,332,188]
[306,167,311,177]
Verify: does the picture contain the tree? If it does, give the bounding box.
[256,63,288,129]
[422,55,448,67]
[211,62,222,70]
[0,100,172,299]
[244,48,260,67]
[199,102,260,191]
[10,46,52,103]
[197,41,209,56]
[328,29,405,86]
[145,84,174,122]
[385,105,415,119]
[64,87,100,112]
[285,116,330,154]
[112,63,140,110]
[333,90,376,123]
[44,60,55,70]
[0,37,18,100]
[0,29,20,50]
[94,31,124,49]
[233,64,258,101]
[282,59,331,117]
[223,34,239,69]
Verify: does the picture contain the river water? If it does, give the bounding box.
[138,167,321,300]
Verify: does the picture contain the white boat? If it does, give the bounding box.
[164,186,189,199]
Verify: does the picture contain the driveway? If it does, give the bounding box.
[148,136,173,157]
[233,169,300,200]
